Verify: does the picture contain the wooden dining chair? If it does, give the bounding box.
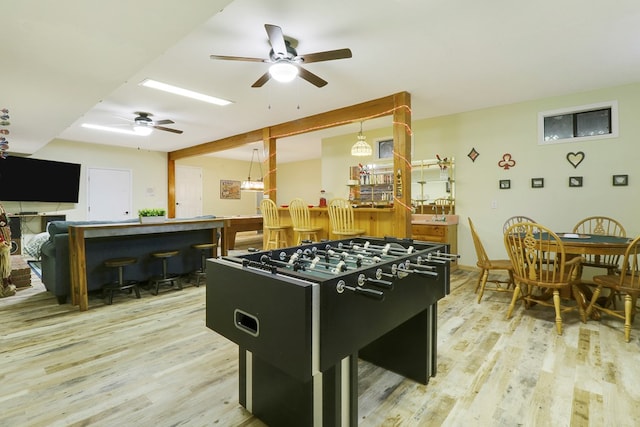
[327,198,366,238]
[504,222,586,335]
[468,217,515,303]
[288,198,323,244]
[586,235,640,342]
[573,216,626,275]
[260,198,291,250]
[503,215,536,234]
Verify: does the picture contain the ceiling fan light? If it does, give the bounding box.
[133,125,153,136]
[269,62,298,83]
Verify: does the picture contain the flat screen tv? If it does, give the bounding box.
[0,156,81,203]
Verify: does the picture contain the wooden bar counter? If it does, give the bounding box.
[276,206,398,245]
[68,218,224,311]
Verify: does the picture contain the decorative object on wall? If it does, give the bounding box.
[569,176,583,187]
[499,179,511,189]
[467,147,479,162]
[376,138,393,159]
[566,151,585,168]
[612,174,628,186]
[240,148,264,191]
[531,178,544,188]
[220,180,241,199]
[498,153,516,170]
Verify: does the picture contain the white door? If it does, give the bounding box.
[87,168,132,220]
[175,165,203,218]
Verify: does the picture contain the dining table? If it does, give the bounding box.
[553,232,633,317]
[554,232,632,257]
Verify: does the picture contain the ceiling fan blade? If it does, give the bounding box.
[155,119,174,125]
[296,66,328,87]
[265,24,287,57]
[251,72,271,88]
[210,54,268,63]
[154,125,183,134]
[299,48,352,64]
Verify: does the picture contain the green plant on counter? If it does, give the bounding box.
[138,208,166,217]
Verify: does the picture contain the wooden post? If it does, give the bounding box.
[393,92,412,238]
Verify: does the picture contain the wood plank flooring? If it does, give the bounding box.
[1,267,639,426]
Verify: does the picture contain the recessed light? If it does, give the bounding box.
[139,79,233,106]
[81,123,149,136]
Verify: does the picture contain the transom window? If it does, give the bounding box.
[538,101,618,145]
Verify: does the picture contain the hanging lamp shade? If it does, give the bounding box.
[351,121,372,156]
[240,148,265,191]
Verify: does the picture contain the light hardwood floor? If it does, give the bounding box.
[1,267,639,426]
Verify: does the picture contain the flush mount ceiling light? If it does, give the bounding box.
[139,79,233,106]
[351,121,372,157]
[268,61,299,83]
[240,148,265,192]
[81,123,150,136]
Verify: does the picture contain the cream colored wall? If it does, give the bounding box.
[276,158,322,206]
[4,139,167,221]
[177,156,260,216]
[412,82,640,268]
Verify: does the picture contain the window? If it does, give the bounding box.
[538,101,618,145]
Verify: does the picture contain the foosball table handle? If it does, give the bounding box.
[336,280,384,300]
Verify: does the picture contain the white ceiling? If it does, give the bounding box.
[5,0,640,163]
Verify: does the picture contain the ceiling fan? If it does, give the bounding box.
[210,24,352,88]
[128,112,183,134]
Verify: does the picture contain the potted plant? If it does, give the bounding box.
[138,208,166,224]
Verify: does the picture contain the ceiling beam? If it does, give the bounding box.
[168,92,403,161]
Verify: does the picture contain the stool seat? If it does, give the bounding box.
[102,257,140,305]
[189,243,217,287]
[149,250,181,295]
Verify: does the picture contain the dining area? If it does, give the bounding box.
[469,215,639,343]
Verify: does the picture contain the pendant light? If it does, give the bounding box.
[351,121,372,157]
[240,148,265,191]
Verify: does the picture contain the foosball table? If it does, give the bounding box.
[205,236,456,426]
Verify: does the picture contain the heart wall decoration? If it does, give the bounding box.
[566,151,585,168]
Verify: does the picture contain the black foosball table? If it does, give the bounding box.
[205,236,455,426]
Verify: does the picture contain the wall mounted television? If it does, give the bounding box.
[0,156,81,203]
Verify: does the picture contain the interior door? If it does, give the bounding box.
[175,165,203,218]
[87,168,132,220]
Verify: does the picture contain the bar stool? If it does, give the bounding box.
[101,257,140,305]
[260,198,291,250]
[189,242,217,287]
[149,250,181,295]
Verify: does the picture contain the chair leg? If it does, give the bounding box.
[506,285,520,319]
[624,294,632,343]
[476,269,489,303]
[553,290,562,335]
[474,269,484,293]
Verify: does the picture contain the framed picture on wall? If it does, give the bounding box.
[499,179,511,189]
[569,176,583,187]
[531,178,544,188]
[612,174,628,186]
[220,180,241,199]
[376,138,394,159]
